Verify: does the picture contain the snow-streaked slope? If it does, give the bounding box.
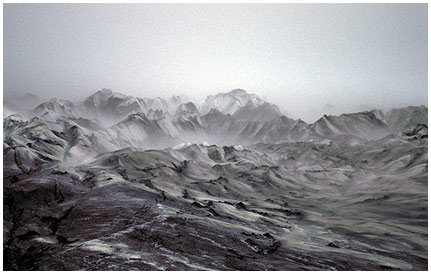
[6,125,427,270]
[34,98,81,122]
[309,111,389,143]
[385,105,428,131]
[81,89,147,122]
[199,89,266,115]
[91,113,177,151]
[4,90,428,270]
[5,88,429,151]
[167,94,191,114]
[174,102,200,117]
[232,101,282,122]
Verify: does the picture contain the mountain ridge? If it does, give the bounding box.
[3,88,427,271]
[3,88,428,152]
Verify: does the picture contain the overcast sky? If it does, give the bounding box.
[4,4,428,122]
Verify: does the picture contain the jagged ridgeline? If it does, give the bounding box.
[4,89,428,156]
[3,89,428,270]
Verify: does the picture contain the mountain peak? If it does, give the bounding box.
[123,112,150,125]
[169,94,189,102]
[88,89,129,101]
[227,88,248,96]
[96,89,114,96]
[83,89,130,111]
[175,102,199,115]
[200,89,264,115]
[22,92,39,99]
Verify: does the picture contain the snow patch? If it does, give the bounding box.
[234,145,244,151]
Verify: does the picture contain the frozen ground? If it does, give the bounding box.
[3,89,428,270]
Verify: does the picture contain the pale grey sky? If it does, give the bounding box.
[4,4,428,122]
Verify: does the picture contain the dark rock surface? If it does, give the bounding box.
[3,134,428,270]
[3,101,428,270]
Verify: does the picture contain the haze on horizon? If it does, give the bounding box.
[4,3,428,123]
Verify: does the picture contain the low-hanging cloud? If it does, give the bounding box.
[3,3,427,123]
